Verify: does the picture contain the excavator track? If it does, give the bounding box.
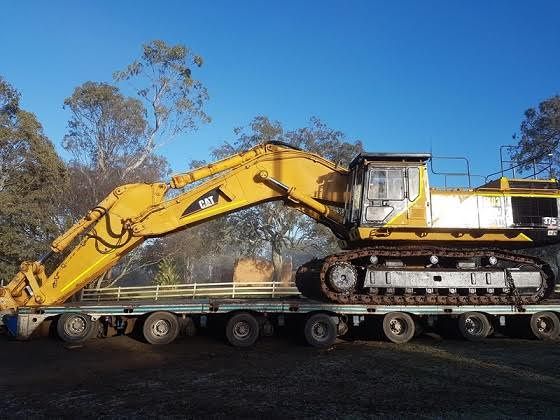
[296,245,555,306]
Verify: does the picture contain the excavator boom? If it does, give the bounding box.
[0,143,349,311]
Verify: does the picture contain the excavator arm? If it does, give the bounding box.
[0,143,349,311]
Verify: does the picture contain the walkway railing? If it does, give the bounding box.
[80,281,301,302]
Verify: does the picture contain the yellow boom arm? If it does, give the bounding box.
[0,143,348,311]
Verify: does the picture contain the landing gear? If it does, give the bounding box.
[530,311,560,341]
[458,312,492,341]
[57,312,94,343]
[382,312,415,344]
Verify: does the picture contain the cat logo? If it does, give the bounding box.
[181,189,220,217]
[198,196,215,209]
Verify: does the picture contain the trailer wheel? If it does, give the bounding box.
[142,312,179,345]
[226,313,260,347]
[57,313,94,343]
[304,313,337,348]
[530,311,560,341]
[383,312,415,344]
[458,312,492,341]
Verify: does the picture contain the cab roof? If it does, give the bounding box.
[349,152,431,168]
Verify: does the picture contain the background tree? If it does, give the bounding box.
[211,116,362,280]
[63,82,168,217]
[62,40,210,287]
[512,95,560,176]
[153,257,180,286]
[512,95,560,272]
[113,39,210,176]
[146,218,234,285]
[0,76,66,281]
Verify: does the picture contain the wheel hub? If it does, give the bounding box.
[537,316,552,334]
[65,316,87,336]
[465,317,483,335]
[311,321,328,340]
[389,318,405,335]
[233,321,251,339]
[152,319,171,337]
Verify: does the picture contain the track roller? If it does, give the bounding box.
[382,312,415,344]
[458,312,492,341]
[530,311,560,341]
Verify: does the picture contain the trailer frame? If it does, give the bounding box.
[5,296,560,343]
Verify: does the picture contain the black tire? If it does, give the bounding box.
[226,313,260,347]
[530,311,560,341]
[56,312,94,344]
[458,312,492,342]
[179,317,197,337]
[304,313,338,348]
[142,312,179,345]
[382,312,415,344]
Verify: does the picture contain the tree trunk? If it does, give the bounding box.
[271,244,283,283]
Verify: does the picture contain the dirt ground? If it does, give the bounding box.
[2,332,560,419]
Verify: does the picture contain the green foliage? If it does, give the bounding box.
[62,81,169,220]
[210,116,363,277]
[153,257,181,286]
[63,39,211,217]
[0,76,66,280]
[63,82,147,173]
[61,39,210,288]
[113,39,210,137]
[213,116,362,165]
[513,95,560,175]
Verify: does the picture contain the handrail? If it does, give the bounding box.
[485,143,555,182]
[430,156,481,188]
[80,281,301,302]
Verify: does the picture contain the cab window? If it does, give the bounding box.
[408,167,420,201]
[351,169,363,222]
[367,168,404,200]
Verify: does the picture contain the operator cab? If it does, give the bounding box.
[345,153,431,227]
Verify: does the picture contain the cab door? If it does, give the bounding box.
[363,167,407,225]
[362,165,428,227]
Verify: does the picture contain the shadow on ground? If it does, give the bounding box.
[2,333,560,418]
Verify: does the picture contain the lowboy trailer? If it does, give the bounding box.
[4,297,560,348]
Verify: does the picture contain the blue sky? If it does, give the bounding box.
[1,0,559,182]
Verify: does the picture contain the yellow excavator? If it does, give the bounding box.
[1,142,559,313]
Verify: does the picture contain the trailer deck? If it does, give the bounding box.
[7,296,560,341]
